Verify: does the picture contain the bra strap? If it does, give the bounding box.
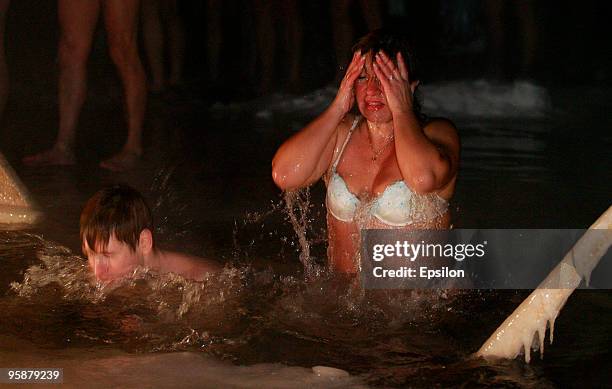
[331,116,361,171]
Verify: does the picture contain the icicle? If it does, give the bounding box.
[476,205,612,362]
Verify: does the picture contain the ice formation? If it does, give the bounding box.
[477,205,612,362]
[0,153,40,224]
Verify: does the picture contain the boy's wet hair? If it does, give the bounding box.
[80,184,153,253]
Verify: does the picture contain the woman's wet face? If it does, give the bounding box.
[354,51,393,123]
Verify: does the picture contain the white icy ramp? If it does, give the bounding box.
[476,205,612,362]
[0,153,40,224]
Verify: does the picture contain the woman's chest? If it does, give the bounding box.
[336,143,404,199]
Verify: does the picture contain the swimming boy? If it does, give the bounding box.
[80,184,219,281]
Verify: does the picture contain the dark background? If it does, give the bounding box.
[1,1,611,253]
[4,0,612,103]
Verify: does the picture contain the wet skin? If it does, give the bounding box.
[272,50,459,273]
[84,235,144,282]
[83,231,220,282]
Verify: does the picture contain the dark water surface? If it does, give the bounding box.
[1,83,611,388]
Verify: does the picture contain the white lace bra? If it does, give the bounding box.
[326,117,448,226]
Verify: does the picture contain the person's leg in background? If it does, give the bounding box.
[23,0,100,166]
[141,0,165,92]
[100,0,147,172]
[161,0,184,88]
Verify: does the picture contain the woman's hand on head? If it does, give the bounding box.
[373,51,419,116]
[272,53,364,190]
[331,50,365,116]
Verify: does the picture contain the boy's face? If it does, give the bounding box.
[83,234,142,281]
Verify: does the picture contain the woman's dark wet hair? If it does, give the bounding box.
[352,28,420,81]
[80,184,154,253]
[351,28,424,119]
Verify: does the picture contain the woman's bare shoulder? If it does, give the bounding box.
[423,117,457,135]
[322,114,357,183]
[423,118,459,153]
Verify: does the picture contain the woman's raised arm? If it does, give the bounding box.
[372,51,459,194]
[272,107,343,190]
[272,51,365,190]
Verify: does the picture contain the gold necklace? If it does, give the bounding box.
[369,134,395,161]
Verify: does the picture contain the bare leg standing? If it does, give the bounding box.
[141,0,165,92]
[23,0,100,166]
[100,0,147,171]
[161,0,184,87]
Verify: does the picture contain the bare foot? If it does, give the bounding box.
[22,147,76,166]
[99,150,141,172]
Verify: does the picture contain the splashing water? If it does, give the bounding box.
[1,228,563,387]
[149,165,197,244]
[4,233,251,353]
[10,235,107,303]
[283,188,325,280]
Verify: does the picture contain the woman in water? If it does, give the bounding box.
[272,29,460,273]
